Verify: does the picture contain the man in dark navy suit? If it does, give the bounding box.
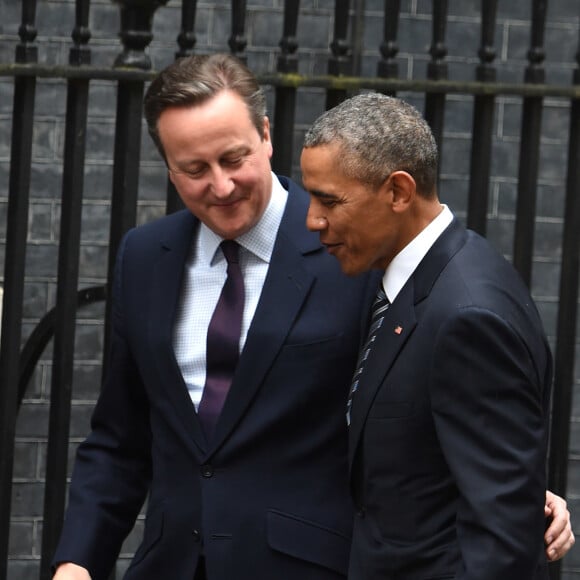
[302,92,573,579]
[51,53,375,580]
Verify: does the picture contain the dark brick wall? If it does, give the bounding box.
[1,0,579,578]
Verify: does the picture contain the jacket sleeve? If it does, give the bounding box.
[52,230,152,580]
[430,306,550,580]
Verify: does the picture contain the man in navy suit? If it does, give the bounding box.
[53,57,572,580]
[301,93,569,579]
[51,53,375,580]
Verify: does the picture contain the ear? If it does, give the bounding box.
[168,167,177,188]
[262,116,273,159]
[387,170,416,213]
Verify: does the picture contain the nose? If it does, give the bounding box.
[306,202,328,232]
[210,166,235,198]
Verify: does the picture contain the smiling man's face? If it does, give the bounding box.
[301,143,406,276]
[159,89,273,239]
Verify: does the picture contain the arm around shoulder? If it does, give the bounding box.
[545,490,575,561]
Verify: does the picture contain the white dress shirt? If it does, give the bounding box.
[173,173,288,409]
[382,204,453,303]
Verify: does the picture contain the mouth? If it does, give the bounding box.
[322,242,342,254]
[213,198,243,209]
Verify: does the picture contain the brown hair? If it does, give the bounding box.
[144,53,266,158]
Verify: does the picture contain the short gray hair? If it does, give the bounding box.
[303,93,438,196]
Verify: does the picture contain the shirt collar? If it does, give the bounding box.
[382,204,454,303]
[198,172,288,265]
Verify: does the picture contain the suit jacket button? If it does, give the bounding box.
[192,529,201,542]
[356,506,366,518]
[201,464,214,478]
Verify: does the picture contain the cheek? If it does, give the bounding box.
[239,165,272,198]
[349,227,383,262]
[235,163,265,188]
[339,214,362,240]
[174,183,210,212]
[177,185,205,203]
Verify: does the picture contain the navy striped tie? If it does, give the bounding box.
[346,285,390,425]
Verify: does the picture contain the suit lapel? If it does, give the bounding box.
[147,211,209,454]
[348,286,417,458]
[210,180,321,450]
[348,219,468,468]
[145,180,323,456]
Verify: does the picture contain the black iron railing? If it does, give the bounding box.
[0,1,578,579]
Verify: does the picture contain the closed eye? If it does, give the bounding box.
[184,167,205,178]
[310,190,342,208]
[169,165,206,179]
[222,156,244,167]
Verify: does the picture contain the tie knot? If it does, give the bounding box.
[221,240,240,264]
[372,285,389,320]
[375,285,388,305]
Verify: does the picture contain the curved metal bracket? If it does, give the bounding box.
[18,285,107,407]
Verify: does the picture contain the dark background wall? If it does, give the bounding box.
[0,0,579,578]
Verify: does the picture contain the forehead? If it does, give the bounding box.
[301,145,341,184]
[161,91,255,133]
[301,144,359,195]
[158,91,260,159]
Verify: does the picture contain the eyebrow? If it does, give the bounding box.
[222,145,250,156]
[173,145,251,170]
[309,189,338,201]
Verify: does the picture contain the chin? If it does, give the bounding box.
[213,220,255,239]
[338,262,364,277]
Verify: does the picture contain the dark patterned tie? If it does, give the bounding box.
[198,241,245,438]
[346,285,390,425]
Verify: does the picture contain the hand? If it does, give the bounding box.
[544,490,575,561]
[52,562,92,580]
